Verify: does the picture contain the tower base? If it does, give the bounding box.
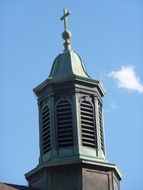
[25,160,122,190]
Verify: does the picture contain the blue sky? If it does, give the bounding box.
[0,1,143,189]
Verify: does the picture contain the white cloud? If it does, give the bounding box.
[104,102,118,113]
[110,102,118,109]
[108,65,143,93]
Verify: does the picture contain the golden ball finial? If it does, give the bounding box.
[62,30,72,40]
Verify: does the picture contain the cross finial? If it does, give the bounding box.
[60,9,72,51]
[60,9,70,31]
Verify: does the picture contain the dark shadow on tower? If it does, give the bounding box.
[25,9,122,190]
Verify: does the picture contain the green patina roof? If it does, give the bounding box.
[49,50,90,79]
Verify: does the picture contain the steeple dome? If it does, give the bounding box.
[49,50,89,79]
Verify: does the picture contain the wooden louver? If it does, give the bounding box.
[42,105,51,154]
[56,99,73,148]
[80,99,96,148]
[98,101,104,152]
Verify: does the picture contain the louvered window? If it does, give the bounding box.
[56,99,73,148]
[98,101,104,152]
[80,99,96,148]
[41,105,51,154]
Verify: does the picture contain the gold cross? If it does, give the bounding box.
[60,9,70,31]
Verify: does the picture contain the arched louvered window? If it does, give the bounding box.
[41,105,51,154]
[98,101,104,153]
[80,99,96,148]
[56,99,73,148]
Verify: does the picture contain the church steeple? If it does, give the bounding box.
[33,9,106,164]
[25,9,122,190]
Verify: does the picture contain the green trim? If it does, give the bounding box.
[33,75,105,97]
[25,157,122,180]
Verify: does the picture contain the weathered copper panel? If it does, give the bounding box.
[113,177,119,190]
[50,165,81,190]
[83,169,109,190]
